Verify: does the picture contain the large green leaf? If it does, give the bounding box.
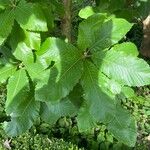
[41,97,77,125]
[4,69,40,136]
[0,62,16,83]
[81,61,116,123]
[0,9,15,45]
[15,0,47,31]
[81,60,137,146]
[6,69,29,113]
[77,14,132,52]
[35,38,83,102]
[93,48,150,86]
[77,13,107,51]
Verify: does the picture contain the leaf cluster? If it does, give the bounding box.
[0,0,150,147]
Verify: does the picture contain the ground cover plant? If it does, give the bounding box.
[0,84,149,149]
[0,0,150,149]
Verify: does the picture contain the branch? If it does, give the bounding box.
[62,0,72,42]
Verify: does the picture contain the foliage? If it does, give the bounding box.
[0,85,8,123]
[0,129,82,150]
[79,0,150,21]
[0,0,150,148]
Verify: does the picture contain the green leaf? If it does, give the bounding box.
[13,42,33,61]
[23,30,41,50]
[9,23,41,50]
[111,42,139,57]
[0,0,9,10]
[93,49,150,86]
[107,106,137,147]
[4,69,40,136]
[77,13,107,51]
[68,84,84,107]
[95,70,122,96]
[41,97,77,125]
[0,9,15,45]
[51,0,64,17]
[137,0,150,18]
[35,37,83,102]
[108,79,122,94]
[82,59,121,96]
[77,103,96,132]
[0,62,16,83]
[5,69,29,113]
[0,46,17,63]
[41,3,54,29]
[9,23,26,50]
[121,87,135,98]
[77,14,132,52]
[81,61,137,146]
[4,96,40,136]
[81,61,116,123]
[107,0,126,12]
[15,0,47,31]
[79,6,95,19]
[10,23,41,50]
[13,42,45,79]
